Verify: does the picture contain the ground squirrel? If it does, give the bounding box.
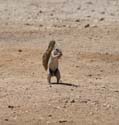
[47,48,62,84]
[42,41,62,84]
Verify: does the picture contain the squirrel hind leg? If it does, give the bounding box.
[56,69,61,83]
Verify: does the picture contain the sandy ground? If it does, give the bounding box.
[0,0,119,125]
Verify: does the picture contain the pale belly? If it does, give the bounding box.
[48,58,58,71]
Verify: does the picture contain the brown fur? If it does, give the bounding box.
[42,40,56,70]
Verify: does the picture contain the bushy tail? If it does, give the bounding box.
[42,40,56,70]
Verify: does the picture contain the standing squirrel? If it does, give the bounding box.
[47,48,62,83]
[42,40,62,83]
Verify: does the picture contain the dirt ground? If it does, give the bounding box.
[0,0,119,125]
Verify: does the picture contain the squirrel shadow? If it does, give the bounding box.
[50,82,79,87]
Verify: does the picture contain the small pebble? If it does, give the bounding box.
[18,49,22,52]
[75,19,80,22]
[84,24,90,28]
[8,105,14,109]
[100,18,104,21]
[59,120,67,123]
[39,10,43,13]
[48,114,52,117]
[4,119,8,121]
[88,74,92,77]
[70,99,75,103]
